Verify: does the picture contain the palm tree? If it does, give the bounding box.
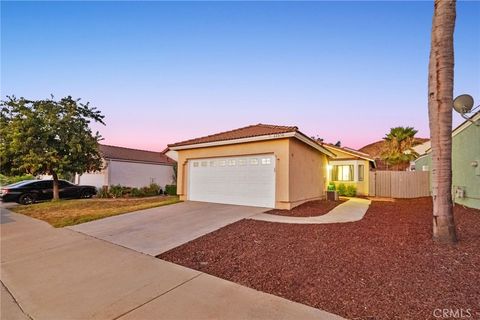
[380,126,419,170]
[428,0,457,243]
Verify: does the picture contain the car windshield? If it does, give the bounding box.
[2,180,38,188]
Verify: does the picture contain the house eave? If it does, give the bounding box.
[104,157,175,166]
[323,145,376,165]
[169,132,336,158]
[422,112,480,154]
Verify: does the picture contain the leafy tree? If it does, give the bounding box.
[0,174,35,186]
[0,96,105,200]
[428,0,457,243]
[380,126,419,169]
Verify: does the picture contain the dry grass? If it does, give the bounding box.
[12,196,181,227]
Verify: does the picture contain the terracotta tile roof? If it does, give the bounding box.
[99,144,175,165]
[168,124,299,147]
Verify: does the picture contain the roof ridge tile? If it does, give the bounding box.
[168,123,298,148]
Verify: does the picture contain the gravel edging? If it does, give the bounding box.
[159,198,480,320]
[265,199,346,217]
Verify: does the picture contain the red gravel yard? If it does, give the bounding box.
[265,199,346,217]
[159,198,480,320]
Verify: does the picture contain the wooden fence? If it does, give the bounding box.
[369,171,430,198]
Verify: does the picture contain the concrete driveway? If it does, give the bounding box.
[69,201,266,256]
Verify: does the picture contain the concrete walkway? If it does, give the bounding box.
[1,282,30,320]
[0,207,343,320]
[250,198,371,224]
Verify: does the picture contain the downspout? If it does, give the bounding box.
[105,159,111,187]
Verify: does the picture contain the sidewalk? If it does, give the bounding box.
[250,198,371,224]
[0,207,343,320]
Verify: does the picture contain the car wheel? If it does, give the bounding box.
[80,190,93,199]
[18,193,36,205]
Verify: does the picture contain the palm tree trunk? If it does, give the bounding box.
[428,0,457,243]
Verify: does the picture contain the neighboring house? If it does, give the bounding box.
[412,140,431,156]
[322,144,376,196]
[75,144,176,189]
[414,111,480,209]
[359,138,429,170]
[167,124,336,209]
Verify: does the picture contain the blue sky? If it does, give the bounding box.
[2,1,479,150]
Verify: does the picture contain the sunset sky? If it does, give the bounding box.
[2,1,479,151]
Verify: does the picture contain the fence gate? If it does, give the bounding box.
[369,171,430,198]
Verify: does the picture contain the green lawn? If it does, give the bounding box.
[12,196,181,227]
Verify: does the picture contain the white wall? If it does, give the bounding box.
[76,172,107,189]
[108,160,174,188]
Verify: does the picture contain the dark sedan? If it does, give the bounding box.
[0,180,97,205]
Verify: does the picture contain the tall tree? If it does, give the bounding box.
[0,96,105,200]
[428,0,457,243]
[381,126,419,170]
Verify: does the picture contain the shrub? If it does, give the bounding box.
[130,187,144,197]
[165,185,177,196]
[96,184,167,199]
[97,187,110,198]
[327,183,336,191]
[337,183,347,196]
[109,185,125,198]
[345,185,357,197]
[144,183,161,196]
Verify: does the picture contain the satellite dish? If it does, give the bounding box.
[453,94,474,114]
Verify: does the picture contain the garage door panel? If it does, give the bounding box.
[188,155,275,208]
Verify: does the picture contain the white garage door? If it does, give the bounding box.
[188,154,275,208]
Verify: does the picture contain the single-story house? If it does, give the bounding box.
[322,144,376,195]
[414,111,480,209]
[168,124,374,209]
[75,144,176,189]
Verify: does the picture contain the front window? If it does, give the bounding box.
[358,165,365,181]
[261,158,271,165]
[331,165,354,181]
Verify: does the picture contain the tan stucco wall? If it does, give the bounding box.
[288,138,328,207]
[326,148,371,195]
[175,138,291,209]
[175,137,330,209]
